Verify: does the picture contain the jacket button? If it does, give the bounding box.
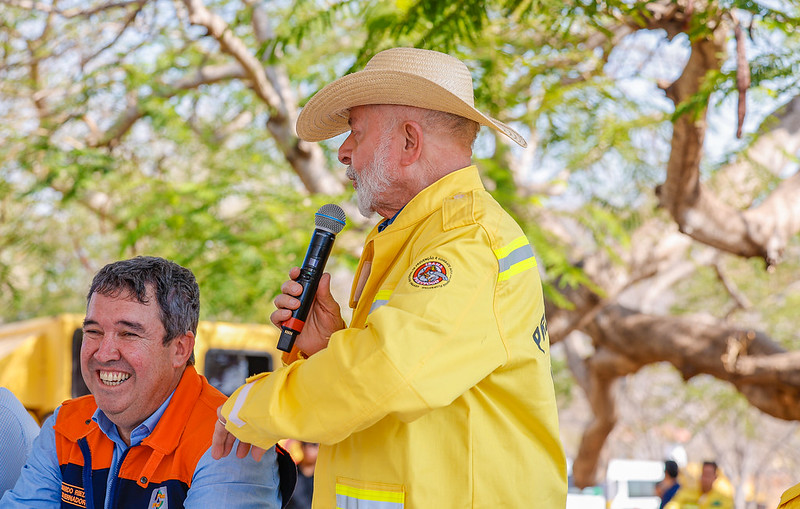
[140,477,148,484]
[85,419,91,425]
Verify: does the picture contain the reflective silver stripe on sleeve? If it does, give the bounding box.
[227,381,255,427]
[368,290,393,315]
[369,299,390,314]
[497,243,534,273]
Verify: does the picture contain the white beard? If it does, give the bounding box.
[346,134,395,218]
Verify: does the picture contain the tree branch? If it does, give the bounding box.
[639,0,800,269]
[569,300,800,487]
[712,257,752,314]
[179,0,284,120]
[0,0,147,18]
[179,0,343,195]
[80,2,146,69]
[588,305,797,414]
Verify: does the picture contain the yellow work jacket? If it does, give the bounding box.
[666,483,734,509]
[778,482,800,509]
[223,165,567,508]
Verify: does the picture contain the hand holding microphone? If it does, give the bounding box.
[275,204,347,353]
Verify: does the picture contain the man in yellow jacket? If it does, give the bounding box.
[212,47,567,508]
[666,461,733,509]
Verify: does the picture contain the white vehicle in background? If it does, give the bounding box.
[606,458,664,509]
[566,458,606,509]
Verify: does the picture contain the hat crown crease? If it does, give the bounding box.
[365,48,476,107]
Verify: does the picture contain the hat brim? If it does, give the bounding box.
[296,69,527,148]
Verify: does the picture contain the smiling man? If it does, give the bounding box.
[1,256,292,509]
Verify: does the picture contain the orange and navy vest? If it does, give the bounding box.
[53,366,225,509]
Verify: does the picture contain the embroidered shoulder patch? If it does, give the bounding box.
[409,257,452,289]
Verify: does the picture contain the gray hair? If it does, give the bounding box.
[87,256,199,364]
[374,105,480,148]
[419,109,480,147]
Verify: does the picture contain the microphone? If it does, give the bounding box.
[277,204,347,352]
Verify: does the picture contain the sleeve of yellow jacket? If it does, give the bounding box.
[221,221,513,447]
[778,482,800,509]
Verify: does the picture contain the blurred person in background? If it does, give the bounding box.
[0,387,40,496]
[658,460,681,509]
[666,460,733,509]
[285,442,318,509]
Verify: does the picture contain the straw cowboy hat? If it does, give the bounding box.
[295,47,527,148]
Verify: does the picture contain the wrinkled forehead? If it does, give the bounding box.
[346,104,378,125]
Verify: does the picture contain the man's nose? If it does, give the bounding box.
[338,133,354,166]
[94,334,121,362]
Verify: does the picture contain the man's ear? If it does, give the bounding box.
[172,330,195,368]
[399,120,423,166]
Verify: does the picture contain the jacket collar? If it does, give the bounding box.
[139,365,201,455]
[368,165,483,239]
[349,165,484,312]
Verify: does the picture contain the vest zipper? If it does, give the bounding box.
[108,447,131,509]
[77,438,95,509]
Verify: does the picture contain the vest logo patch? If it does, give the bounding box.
[61,482,86,508]
[149,486,168,508]
[409,257,451,289]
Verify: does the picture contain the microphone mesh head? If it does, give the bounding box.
[315,204,347,234]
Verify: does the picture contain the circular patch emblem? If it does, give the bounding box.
[409,257,452,289]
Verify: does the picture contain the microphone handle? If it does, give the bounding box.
[277,229,336,352]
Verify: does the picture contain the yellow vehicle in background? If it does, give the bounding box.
[0,313,282,424]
